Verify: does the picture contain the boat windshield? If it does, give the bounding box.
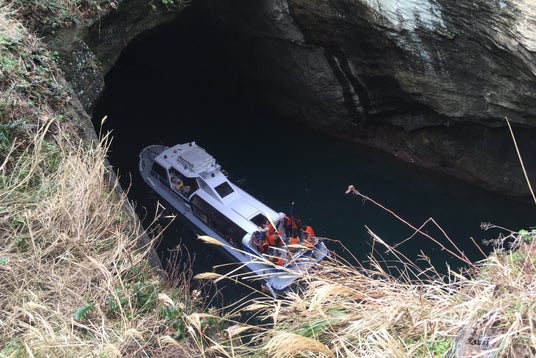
[169,168,199,194]
[250,213,268,227]
[214,182,234,198]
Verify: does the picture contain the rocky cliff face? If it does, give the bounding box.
[46,1,182,112]
[286,0,536,129]
[194,0,536,197]
[48,0,536,198]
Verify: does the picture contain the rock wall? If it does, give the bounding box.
[291,0,536,197]
[47,0,536,198]
[46,1,182,112]
[194,0,536,197]
[289,0,536,128]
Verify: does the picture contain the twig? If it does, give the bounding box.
[505,116,536,205]
[392,217,481,260]
[469,237,487,258]
[365,225,428,278]
[345,185,474,267]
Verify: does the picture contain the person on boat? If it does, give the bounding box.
[181,185,191,195]
[283,215,295,237]
[252,231,269,254]
[175,180,184,191]
[303,224,315,238]
[270,251,284,266]
[263,221,283,247]
[303,225,316,247]
[287,234,300,252]
[288,235,300,245]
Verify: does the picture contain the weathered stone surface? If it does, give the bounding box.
[284,0,536,125]
[45,0,536,198]
[47,30,104,112]
[284,0,536,197]
[46,1,182,112]
[194,0,536,197]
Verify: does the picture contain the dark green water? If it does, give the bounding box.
[92,12,536,298]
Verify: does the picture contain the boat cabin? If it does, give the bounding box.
[148,142,285,249]
[139,141,330,296]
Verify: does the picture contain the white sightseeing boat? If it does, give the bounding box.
[139,141,329,297]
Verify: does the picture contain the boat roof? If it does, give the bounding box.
[155,142,220,178]
[153,142,284,232]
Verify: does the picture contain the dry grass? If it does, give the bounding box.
[0,5,209,356]
[192,190,536,357]
[201,242,535,357]
[0,123,204,356]
[0,1,197,356]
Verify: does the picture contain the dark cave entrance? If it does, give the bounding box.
[97,2,297,124]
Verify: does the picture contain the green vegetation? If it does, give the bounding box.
[10,0,119,28]
[1,1,535,357]
[0,4,68,128]
[519,228,536,242]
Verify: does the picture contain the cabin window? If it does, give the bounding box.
[169,168,181,181]
[250,213,268,227]
[184,177,199,192]
[214,182,234,198]
[190,195,246,247]
[168,168,199,195]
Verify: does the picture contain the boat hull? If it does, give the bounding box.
[139,143,329,297]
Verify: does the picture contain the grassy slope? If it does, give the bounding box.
[0,1,210,357]
[1,1,535,357]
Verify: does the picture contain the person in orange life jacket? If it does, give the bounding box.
[288,234,300,252]
[259,239,269,254]
[303,225,315,237]
[263,221,283,246]
[288,235,300,245]
[252,231,269,254]
[283,215,299,237]
[303,225,316,247]
[270,251,284,266]
[285,216,303,237]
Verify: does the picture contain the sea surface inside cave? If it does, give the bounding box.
[92,7,536,299]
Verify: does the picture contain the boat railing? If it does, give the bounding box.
[140,146,161,171]
[255,239,323,269]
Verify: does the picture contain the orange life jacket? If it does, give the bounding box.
[265,232,276,246]
[264,224,282,246]
[289,236,300,245]
[271,255,284,266]
[252,232,269,253]
[284,216,298,229]
[304,225,315,238]
[259,240,269,253]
